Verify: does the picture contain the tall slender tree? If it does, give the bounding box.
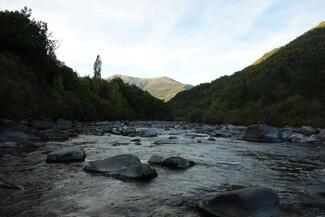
[93,54,102,79]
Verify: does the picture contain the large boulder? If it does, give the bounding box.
[161,157,195,169]
[83,154,157,180]
[140,129,158,137]
[198,186,280,217]
[242,124,283,142]
[46,146,86,163]
[299,126,318,136]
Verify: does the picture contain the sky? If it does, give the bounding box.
[1,0,324,85]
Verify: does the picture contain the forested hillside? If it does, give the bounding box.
[0,8,171,121]
[169,22,325,127]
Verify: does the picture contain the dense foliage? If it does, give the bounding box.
[0,8,171,121]
[169,22,325,127]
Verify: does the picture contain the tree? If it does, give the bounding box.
[52,75,64,95]
[93,54,102,79]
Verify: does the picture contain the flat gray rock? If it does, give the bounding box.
[46,146,86,163]
[83,154,157,180]
[140,129,158,137]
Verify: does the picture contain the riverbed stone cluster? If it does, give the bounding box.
[2,119,325,148]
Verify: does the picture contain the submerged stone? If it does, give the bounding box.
[198,186,280,217]
[161,156,195,169]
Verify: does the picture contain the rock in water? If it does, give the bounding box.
[198,186,280,217]
[148,154,165,164]
[46,146,86,163]
[208,136,216,141]
[131,137,140,142]
[243,124,283,142]
[83,154,157,180]
[161,157,195,169]
[109,163,156,180]
[140,129,158,137]
[299,126,318,136]
[121,127,137,136]
[153,139,176,145]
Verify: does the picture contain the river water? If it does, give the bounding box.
[1,126,325,217]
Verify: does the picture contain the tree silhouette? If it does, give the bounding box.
[93,54,102,79]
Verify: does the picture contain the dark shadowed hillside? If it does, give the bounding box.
[0,8,171,121]
[169,22,325,127]
[107,75,193,101]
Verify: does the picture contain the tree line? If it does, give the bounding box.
[0,8,172,121]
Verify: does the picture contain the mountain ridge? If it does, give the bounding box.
[107,74,193,101]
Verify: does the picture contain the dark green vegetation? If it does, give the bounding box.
[107,75,193,102]
[169,22,325,127]
[0,8,171,121]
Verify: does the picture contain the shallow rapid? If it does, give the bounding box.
[1,125,325,217]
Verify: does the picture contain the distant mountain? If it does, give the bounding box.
[107,75,193,101]
[169,21,325,127]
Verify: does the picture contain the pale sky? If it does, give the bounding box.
[1,0,324,85]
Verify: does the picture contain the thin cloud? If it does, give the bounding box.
[1,0,324,84]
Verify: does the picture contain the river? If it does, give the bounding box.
[1,124,325,217]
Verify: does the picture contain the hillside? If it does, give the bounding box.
[107,75,193,101]
[169,22,325,127]
[0,8,172,121]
